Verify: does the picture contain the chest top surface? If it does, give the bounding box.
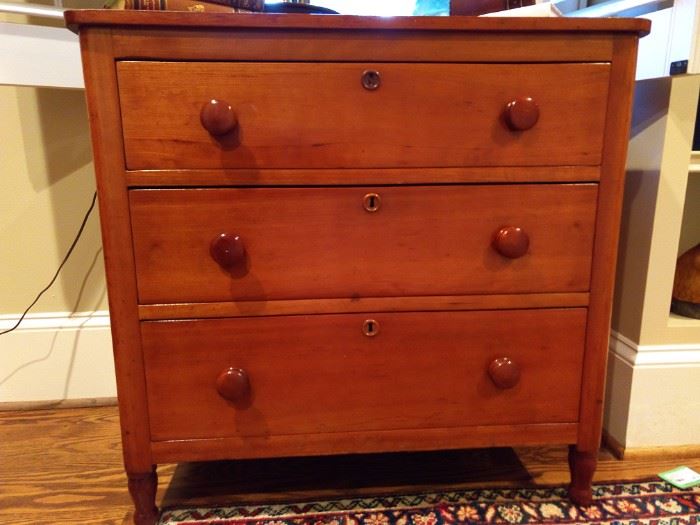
[65,10,650,33]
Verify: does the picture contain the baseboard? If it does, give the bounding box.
[602,428,626,460]
[606,331,700,448]
[622,444,700,460]
[603,430,700,461]
[604,427,700,460]
[0,311,116,404]
[609,330,700,367]
[0,396,117,412]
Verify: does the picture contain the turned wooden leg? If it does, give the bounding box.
[568,445,597,506]
[128,467,159,525]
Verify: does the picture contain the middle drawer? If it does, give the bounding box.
[129,184,597,304]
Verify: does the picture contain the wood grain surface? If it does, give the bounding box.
[141,309,586,442]
[77,24,162,524]
[576,35,641,455]
[64,10,650,34]
[67,12,649,520]
[137,293,591,320]
[123,166,603,187]
[117,62,609,170]
[111,30,617,63]
[129,184,597,304]
[78,29,154,476]
[1,406,698,525]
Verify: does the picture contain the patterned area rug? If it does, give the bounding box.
[159,480,700,524]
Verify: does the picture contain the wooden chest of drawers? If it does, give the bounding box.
[66,11,648,525]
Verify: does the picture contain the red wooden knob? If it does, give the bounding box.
[504,97,539,131]
[216,367,250,403]
[488,357,520,389]
[210,233,246,269]
[200,99,237,136]
[493,226,529,259]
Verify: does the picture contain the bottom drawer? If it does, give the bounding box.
[141,309,586,442]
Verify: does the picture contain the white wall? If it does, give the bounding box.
[0,19,112,404]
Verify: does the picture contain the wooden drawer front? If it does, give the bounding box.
[142,309,586,441]
[117,62,609,169]
[130,184,597,304]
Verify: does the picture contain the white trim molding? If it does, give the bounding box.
[609,330,700,367]
[0,311,116,405]
[0,21,83,89]
[606,330,700,448]
[0,1,65,19]
[0,310,110,331]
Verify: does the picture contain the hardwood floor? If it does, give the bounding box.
[1,406,699,525]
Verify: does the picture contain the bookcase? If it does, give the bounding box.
[607,73,700,452]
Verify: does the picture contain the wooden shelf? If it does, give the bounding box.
[613,74,700,347]
[668,312,700,329]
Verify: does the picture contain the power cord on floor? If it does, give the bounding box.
[0,191,98,336]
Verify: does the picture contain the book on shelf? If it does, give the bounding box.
[450,0,536,16]
[109,0,262,12]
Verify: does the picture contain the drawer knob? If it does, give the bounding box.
[210,233,246,269]
[504,97,539,131]
[493,226,529,259]
[216,367,250,403]
[488,357,520,389]
[200,99,238,136]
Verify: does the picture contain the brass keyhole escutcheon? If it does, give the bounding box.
[361,70,381,90]
[363,193,381,212]
[362,319,380,337]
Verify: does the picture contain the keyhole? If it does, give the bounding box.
[362,70,381,90]
[362,319,380,337]
[363,193,381,212]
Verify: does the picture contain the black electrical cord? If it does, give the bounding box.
[0,191,98,336]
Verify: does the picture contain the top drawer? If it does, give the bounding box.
[117,62,610,170]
